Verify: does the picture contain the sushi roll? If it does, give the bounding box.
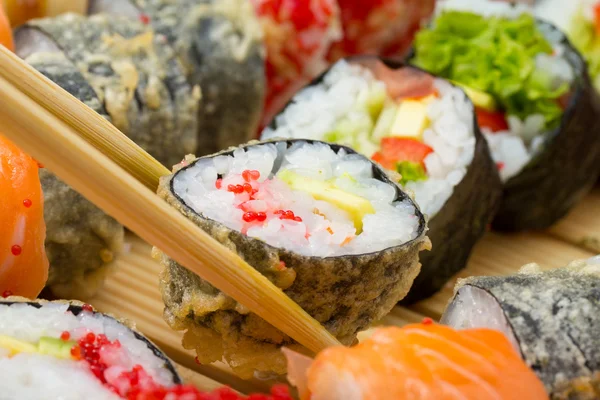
[0,298,186,398]
[250,0,342,128]
[88,0,266,155]
[0,135,49,299]
[154,139,429,378]
[410,0,600,231]
[261,58,502,303]
[14,12,199,299]
[327,0,435,61]
[284,322,549,400]
[442,257,600,398]
[15,12,198,167]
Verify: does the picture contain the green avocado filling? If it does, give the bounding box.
[397,161,428,186]
[0,334,76,359]
[412,11,570,130]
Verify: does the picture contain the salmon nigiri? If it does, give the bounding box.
[285,321,549,400]
[0,135,49,298]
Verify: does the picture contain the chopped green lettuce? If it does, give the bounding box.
[413,11,568,130]
[396,161,428,186]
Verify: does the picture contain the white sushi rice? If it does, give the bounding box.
[0,302,174,397]
[0,353,121,400]
[174,141,420,257]
[434,0,575,182]
[261,60,475,217]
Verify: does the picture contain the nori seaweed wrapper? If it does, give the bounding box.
[89,0,266,155]
[265,56,503,304]
[408,19,600,232]
[0,297,182,385]
[154,139,430,378]
[443,260,600,399]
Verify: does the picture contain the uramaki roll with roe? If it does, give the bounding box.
[153,139,429,378]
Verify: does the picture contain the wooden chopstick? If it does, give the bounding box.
[0,51,341,354]
[0,45,167,190]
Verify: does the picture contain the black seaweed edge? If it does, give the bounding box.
[169,138,428,260]
[0,301,182,385]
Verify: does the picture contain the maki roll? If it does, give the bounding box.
[327,0,435,61]
[284,323,549,400]
[261,58,501,303]
[442,257,600,399]
[154,139,429,378]
[0,299,186,398]
[14,12,198,298]
[89,0,266,155]
[411,0,600,231]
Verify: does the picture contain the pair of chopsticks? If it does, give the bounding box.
[0,45,340,354]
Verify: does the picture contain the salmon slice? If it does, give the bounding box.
[358,59,435,100]
[0,135,49,298]
[0,3,14,51]
[286,323,549,400]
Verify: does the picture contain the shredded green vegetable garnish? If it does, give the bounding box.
[412,11,570,129]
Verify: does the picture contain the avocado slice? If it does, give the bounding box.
[38,336,76,359]
[278,169,375,233]
[451,81,497,111]
[0,335,37,356]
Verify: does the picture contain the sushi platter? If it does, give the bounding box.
[87,190,599,394]
[2,0,600,399]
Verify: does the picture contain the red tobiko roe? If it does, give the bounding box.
[68,328,294,399]
[10,245,22,256]
[82,303,94,312]
[242,169,261,182]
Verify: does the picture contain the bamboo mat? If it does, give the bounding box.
[89,188,600,394]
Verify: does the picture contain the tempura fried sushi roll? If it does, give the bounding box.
[154,139,429,378]
[442,257,600,399]
[0,299,185,398]
[39,171,124,299]
[411,0,600,231]
[15,12,198,166]
[89,0,266,155]
[261,58,502,303]
[14,12,198,298]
